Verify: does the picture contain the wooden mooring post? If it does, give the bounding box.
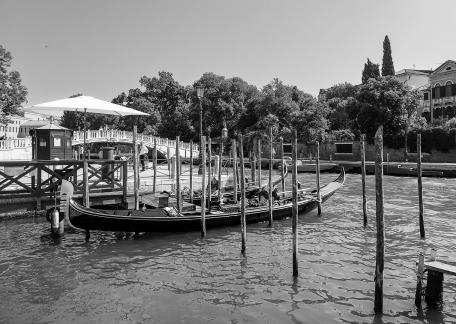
[153,138,157,194]
[374,126,384,314]
[257,138,261,186]
[417,133,425,238]
[176,136,181,213]
[238,135,247,254]
[232,138,238,204]
[280,137,285,192]
[251,149,256,185]
[201,136,207,237]
[415,252,424,307]
[133,126,139,210]
[316,141,321,216]
[268,128,273,226]
[218,141,223,203]
[208,137,212,211]
[361,134,367,226]
[292,129,298,277]
[190,141,194,204]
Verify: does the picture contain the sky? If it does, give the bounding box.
[2,0,456,106]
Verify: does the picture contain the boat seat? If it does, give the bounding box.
[114,210,131,216]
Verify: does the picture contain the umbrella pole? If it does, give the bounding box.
[83,108,89,206]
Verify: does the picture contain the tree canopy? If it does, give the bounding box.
[361,58,380,84]
[0,45,27,128]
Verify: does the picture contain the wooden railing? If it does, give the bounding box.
[0,160,129,209]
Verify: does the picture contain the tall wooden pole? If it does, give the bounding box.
[133,126,139,210]
[218,141,223,203]
[417,133,425,238]
[176,136,181,213]
[208,138,212,211]
[268,128,273,226]
[257,139,262,186]
[292,129,298,277]
[201,136,207,237]
[153,138,157,194]
[361,134,367,226]
[238,135,247,254]
[374,126,384,314]
[316,141,321,215]
[232,139,238,203]
[251,150,256,185]
[83,160,89,206]
[280,137,285,192]
[190,141,194,204]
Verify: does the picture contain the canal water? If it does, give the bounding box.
[0,173,455,324]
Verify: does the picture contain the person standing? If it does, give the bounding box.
[139,142,148,171]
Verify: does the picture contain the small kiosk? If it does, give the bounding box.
[32,124,73,160]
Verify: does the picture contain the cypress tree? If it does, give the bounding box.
[382,35,395,76]
[362,58,380,84]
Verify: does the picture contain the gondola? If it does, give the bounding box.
[59,168,345,233]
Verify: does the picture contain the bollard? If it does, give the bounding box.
[238,135,247,254]
[292,129,298,277]
[51,208,60,235]
[417,134,425,238]
[374,126,385,314]
[201,136,207,237]
[361,134,367,226]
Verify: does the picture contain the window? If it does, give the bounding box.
[423,92,429,100]
[335,143,353,154]
[53,137,62,147]
[39,138,47,147]
[452,84,456,96]
[433,84,441,98]
[446,81,453,97]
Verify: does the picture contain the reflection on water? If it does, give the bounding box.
[0,173,455,323]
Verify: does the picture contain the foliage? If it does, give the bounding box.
[321,82,358,130]
[354,76,418,140]
[0,45,27,127]
[361,58,380,84]
[326,129,355,142]
[381,35,395,76]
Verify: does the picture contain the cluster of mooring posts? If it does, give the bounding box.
[358,126,456,313]
[46,123,456,314]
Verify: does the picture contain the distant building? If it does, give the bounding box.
[395,60,456,124]
[0,111,48,139]
[420,60,456,123]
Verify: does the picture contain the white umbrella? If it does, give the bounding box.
[30,95,149,117]
[26,95,149,157]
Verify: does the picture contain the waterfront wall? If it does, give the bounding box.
[293,142,456,163]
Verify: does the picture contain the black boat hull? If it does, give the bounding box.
[65,169,344,233]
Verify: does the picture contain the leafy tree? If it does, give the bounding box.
[354,76,419,140]
[381,35,395,76]
[362,58,380,84]
[320,83,358,130]
[0,45,27,133]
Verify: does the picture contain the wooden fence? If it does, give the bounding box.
[0,160,128,210]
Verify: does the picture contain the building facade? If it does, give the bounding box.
[420,60,456,123]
